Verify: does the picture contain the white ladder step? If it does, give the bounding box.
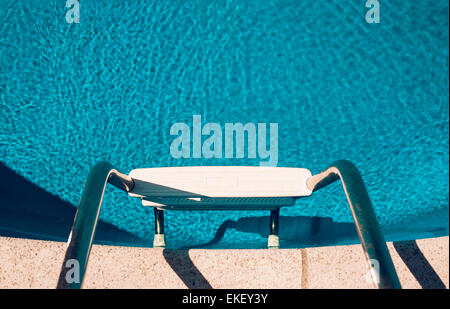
[129,166,312,198]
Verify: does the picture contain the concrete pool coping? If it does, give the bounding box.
[0,236,447,289]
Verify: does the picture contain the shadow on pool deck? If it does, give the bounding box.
[163,250,212,289]
[394,240,446,289]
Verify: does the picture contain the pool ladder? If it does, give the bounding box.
[56,160,401,289]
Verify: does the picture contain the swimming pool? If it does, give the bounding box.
[0,0,448,249]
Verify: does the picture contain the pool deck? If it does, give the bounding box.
[0,236,447,289]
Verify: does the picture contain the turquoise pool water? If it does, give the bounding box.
[0,0,448,248]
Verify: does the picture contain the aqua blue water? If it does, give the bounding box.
[0,0,448,248]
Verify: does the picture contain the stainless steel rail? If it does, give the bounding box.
[56,162,134,289]
[307,160,401,289]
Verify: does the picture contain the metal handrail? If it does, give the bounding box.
[56,162,134,289]
[307,160,401,289]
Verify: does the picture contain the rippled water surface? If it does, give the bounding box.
[0,0,448,248]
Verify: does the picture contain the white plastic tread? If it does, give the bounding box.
[128,167,312,210]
